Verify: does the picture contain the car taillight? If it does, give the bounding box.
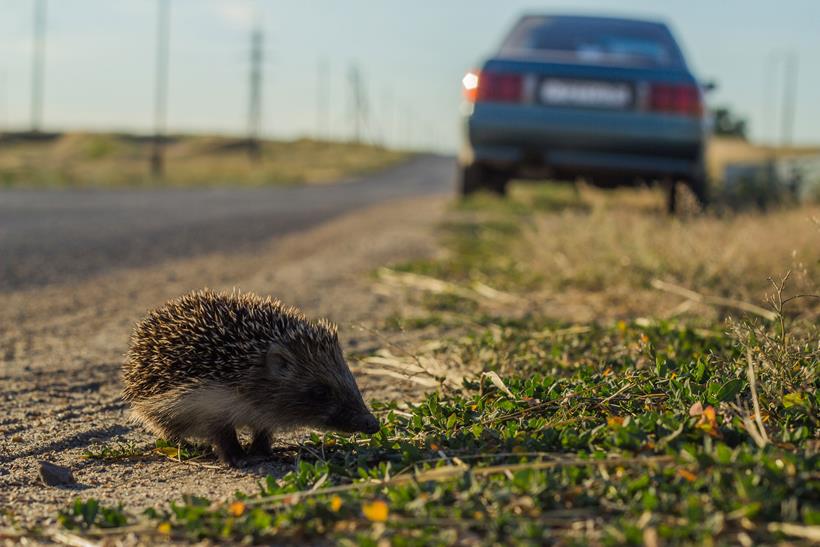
[462,70,480,102]
[649,83,702,116]
[462,70,523,104]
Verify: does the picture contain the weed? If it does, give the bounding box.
[57,499,128,530]
[83,440,146,461]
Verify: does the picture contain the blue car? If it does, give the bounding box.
[459,14,710,211]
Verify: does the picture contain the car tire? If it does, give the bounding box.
[458,164,508,197]
[687,176,709,208]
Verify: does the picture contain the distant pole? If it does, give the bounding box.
[151,0,170,177]
[762,52,779,146]
[316,57,329,140]
[30,0,46,132]
[381,86,392,148]
[0,70,7,136]
[247,24,263,160]
[404,107,414,150]
[348,65,361,143]
[780,52,798,148]
[348,64,369,144]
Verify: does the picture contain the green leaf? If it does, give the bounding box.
[655,356,668,377]
[715,443,733,464]
[715,379,744,402]
[783,392,806,408]
[693,359,707,382]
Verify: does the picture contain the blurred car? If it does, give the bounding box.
[459,14,710,212]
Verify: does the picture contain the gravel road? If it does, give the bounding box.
[0,156,454,532]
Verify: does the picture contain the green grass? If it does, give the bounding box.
[55,319,817,543]
[0,132,408,188]
[48,184,819,544]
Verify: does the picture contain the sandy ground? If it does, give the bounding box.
[0,195,450,531]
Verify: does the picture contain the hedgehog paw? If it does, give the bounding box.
[212,426,244,467]
[247,430,273,459]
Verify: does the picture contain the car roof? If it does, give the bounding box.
[516,13,670,29]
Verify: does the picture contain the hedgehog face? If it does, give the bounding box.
[262,341,380,435]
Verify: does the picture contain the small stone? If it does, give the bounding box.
[11,435,23,442]
[38,460,75,486]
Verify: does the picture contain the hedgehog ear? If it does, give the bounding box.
[265,342,291,370]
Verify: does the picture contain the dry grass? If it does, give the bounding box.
[396,183,819,325]
[0,132,407,188]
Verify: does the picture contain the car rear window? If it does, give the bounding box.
[499,16,685,68]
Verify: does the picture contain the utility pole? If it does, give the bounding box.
[762,52,779,146]
[0,70,7,136]
[348,64,368,144]
[780,52,798,148]
[247,23,263,160]
[316,57,329,140]
[31,0,46,133]
[380,86,392,148]
[151,0,170,177]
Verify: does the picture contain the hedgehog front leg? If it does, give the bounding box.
[247,429,273,458]
[212,425,244,467]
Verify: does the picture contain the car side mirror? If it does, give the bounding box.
[702,80,718,93]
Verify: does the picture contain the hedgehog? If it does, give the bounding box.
[122,288,379,466]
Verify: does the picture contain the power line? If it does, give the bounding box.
[151,0,170,177]
[31,0,46,132]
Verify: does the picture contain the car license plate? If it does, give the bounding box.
[539,79,633,109]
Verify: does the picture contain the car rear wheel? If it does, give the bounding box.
[688,176,709,207]
[458,164,508,197]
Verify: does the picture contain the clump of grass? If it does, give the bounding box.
[152,439,210,462]
[83,439,210,463]
[57,499,128,531]
[83,440,146,461]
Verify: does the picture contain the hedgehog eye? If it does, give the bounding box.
[311,384,331,401]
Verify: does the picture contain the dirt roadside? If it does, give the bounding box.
[0,195,450,529]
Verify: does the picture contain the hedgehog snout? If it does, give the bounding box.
[324,408,380,434]
[351,413,380,434]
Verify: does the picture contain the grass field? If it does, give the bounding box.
[0,132,407,188]
[45,186,819,545]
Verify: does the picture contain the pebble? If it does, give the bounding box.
[38,461,75,486]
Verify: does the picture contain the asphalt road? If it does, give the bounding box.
[0,154,454,292]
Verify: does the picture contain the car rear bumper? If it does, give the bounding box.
[462,103,705,180]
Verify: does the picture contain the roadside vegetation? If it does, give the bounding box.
[34,184,820,544]
[0,132,407,188]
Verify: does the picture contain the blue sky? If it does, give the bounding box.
[0,0,818,151]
